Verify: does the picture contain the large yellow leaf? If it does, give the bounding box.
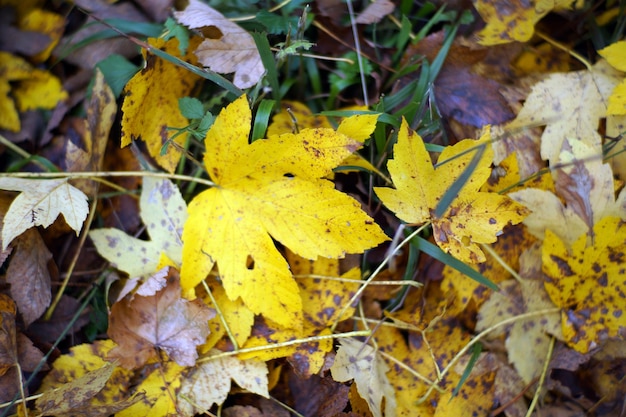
[375,119,527,263]
[121,37,202,173]
[542,216,626,353]
[181,95,387,328]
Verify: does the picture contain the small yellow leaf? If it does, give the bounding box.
[121,37,202,173]
[542,216,626,353]
[375,120,527,263]
[18,8,65,62]
[181,95,387,327]
[0,80,20,132]
[13,68,67,111]
[475,0,577,45]
[607,80,626,115]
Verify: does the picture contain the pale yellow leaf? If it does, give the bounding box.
[0,178,88,250]
[90,177,187,279]
[175,0,264,88]
[331,338,396,417]
[178,350,269,416]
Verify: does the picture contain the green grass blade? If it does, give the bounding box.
[251,32,280,100]
[434,145,484,218]
[411,236,498,290]
[451,342,483,400]
[252,99,275,141]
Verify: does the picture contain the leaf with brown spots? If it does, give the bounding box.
[474,0,577,45]
[542,216,626,353]
[90,176,187,281]
[375,119,528,263]
[108,269,214,369]
[181,95,387,328]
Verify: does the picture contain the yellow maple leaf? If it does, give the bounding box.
[475,0,578,45]
[121,37,202,173]
[181,95,387,328]
[375,119,528,263]
[542,216,626,353]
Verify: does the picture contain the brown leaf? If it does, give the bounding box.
[6,228,52,326]
[288,372,349,417]
[174,0,264,88]
[27,295,91,343]
[108,268,214,369]
[0,295,18,377]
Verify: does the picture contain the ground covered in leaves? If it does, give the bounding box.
[0,0,625,416]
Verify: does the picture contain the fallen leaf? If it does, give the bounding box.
[65,69,116,197]
[38,340,136,412]
[599,40,626,116]
[5,228,51,326]
[178,350,269,415]
[175,0,264,88]
[115,361,184,417]
[17,7,65,63]
[475,0,578,45]
[108,269,214,369]
[375,120,527,263]
[331,338,396,417]
[0,178,89,250]
[121,36,202,173]
[355,0,395,24]
[181,95,387,327]
[90,176,187,280]
[542,216,626,353]
[505,60,623,164]
[287,372,349,417]
[36,363,116,416]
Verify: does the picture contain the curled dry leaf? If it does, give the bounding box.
[108,269,214,369]
[175,0,264,88]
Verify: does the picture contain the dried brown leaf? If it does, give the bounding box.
[108,268,214,369]
[6,228,52,326]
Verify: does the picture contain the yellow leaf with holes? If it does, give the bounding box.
[475,0,577,45]
[121,37,202,173]
[181,95,387,328]
[374,119,527,263]
[542,216,626,353]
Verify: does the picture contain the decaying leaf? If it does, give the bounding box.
[175,0,264,88]
[178,350,269,415]
[121,37,202,173]
[331,338,396,417]
[38,340,136,413]
[542,216,626,353]
[5,228,52,326]
[90,176,187,281]
[181,95,387,328]
[65,69,116,197]
[375,119,527,263]
[108,269,214,369]
[0,178,89,249]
